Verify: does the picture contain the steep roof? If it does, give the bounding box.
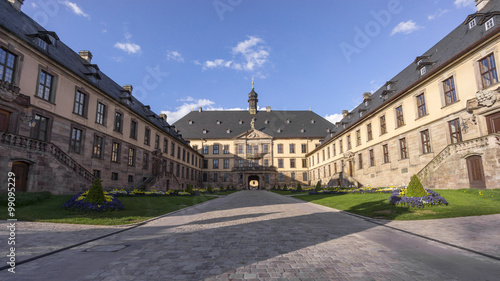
[173,109,334,139]
[318,0,500,148]
[0,1,190,147]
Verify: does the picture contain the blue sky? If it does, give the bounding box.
[23,0,477,124]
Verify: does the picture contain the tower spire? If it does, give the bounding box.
[252,77,254,89]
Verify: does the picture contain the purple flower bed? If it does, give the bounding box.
[63,192,124,212]
[389,189,448,208]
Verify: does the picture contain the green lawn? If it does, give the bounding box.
[295,189,500,220]
[270,190,309,195]
[0,195,215,225]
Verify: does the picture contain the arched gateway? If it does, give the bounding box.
[248,175,259,190]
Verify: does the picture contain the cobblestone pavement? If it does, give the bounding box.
[1,191,500,280]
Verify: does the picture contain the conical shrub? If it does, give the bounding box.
[83,178,106,204]
[315,180,322,191]
[406,175,428,197]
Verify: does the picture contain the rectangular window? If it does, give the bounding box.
[421,130,431,154]
[32,114,49,141]
[143,153,149,169]
[399,138,408,159]
[128,175,134,183]
[279,173,284,182]
[356,130,361,146]
[290,144,295,153]
[480,53,498,88]
[171,143,175,157]
[449,119,462,144]
[347,135,351,150]
[301,144,307,153]
[111,172,118,181]
[302,172,308,181]
[339,140,343,153]
[128,148,135,166]
[238,144,243,154]
[396,106,404,127]
[93,170,101,179]
[327,147,331,159]
[278,159,284,168]
[383,144,390,163]
[265,174,270,183]
[96,102,106,125]
[203,145,209,154]
[332,143,336,156]
[0,48,16,83]
[92,135,103,159]
[369,149,375,167]
[129,120,137,139]
[224,159,229,169]
[238,174,243,183]
[263,144,269,153]
[213,172,218,182]
[358,153,363,169]
[416,93,427,118]
[111,142,121,163]
[73,91,86,116]
[322,150,325,161]
[290,158,296,168]
[238,159,243,168]
[177,147,181,159]
[223,145,229,154]
[302,159,307,168]
[203,159,208,169]
[176,164,180,177]
[264,159,269,167]
[163,138,168,153]
[70,127,83,154]
[291,172,295,180]
[254,145,259,154]
[213,159,219,169]
[443,77,457,105]
[144,128,150,145]
[114,112,123,133]
[380,115,387,134]
[485,18,495,30]
[277,144,283,153]
[37,70,54,101]
[213,144,219,154]
[367,123,373,141]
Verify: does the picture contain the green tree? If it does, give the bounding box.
[83,178,106,204]
[315,180,322,192]
[297,183,302,191]
[186,184,193,194]
[406,175,429,197]
[207,184,213,193]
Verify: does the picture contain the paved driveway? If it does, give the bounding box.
[1,191,499,280]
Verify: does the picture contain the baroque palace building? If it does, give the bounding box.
[0,0,202,194]
[173,87,334,190]
[307,0,500,190]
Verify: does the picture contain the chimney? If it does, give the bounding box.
[363,92,372,100]
[159,113,167,121]
[122,85,133,95]
[266,106,271,112]
[198,107,202,112]
[342,110,349,118]
[79,50,92,63]
[475,0,489,11]
[8,0,24,11]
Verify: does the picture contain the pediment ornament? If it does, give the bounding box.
[476,90,497,107]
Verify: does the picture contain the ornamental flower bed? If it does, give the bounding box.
[108,189,187,197]
[63,191,124,212]
[308,186,399,195]
[389,188,448,208]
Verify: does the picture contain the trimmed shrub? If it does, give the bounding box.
[186,184,193,194]
[315,180,322,192]
[207,185,213,193]
[297,183,302,192]
[406,175,428,197]
[83,178,106,204]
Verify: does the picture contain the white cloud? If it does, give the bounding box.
[32,3,38,8]
[167,51,184,62]
[112,56,123,62]
[428,9,449,20]
[324,113,343,124]
[198,36,270,74]
[114,42,141,54]
[390,20,422,36]
[162,97,245,124]
[454,0,475,8]
[63,1,90,19]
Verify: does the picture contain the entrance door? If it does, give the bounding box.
[348,160,353,177]
[0,109,10,132]
[466,155,486,189]
[12,161,29,192]
[248,175,259,190]
[152,159,159,176]
[486,112,500,134]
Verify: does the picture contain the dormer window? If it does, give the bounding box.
[202,129,207,134]
[286,119,291,124]
[188,120,193,125]
[226,129,231,134]
[36,38,47,50]
[469,18,477,29]
[420,66,427,76]
[343,124,346,129]
[364,100,369,106]
[310,119,315,124]
[326,128,331,133]
[216,120,222,125]
[300,128,305,133]
[386,83,391,90]
[264,119,269,124]
[239,120,243,125]
[84,64,101,83]
[486,18,495,31]
[277,128,282,133]
[29,31,58,51]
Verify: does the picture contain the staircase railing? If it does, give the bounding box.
[0,132,95,183]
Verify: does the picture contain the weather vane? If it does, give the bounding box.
[252,77,254,89]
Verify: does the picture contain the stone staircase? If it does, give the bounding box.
[325,172,363,188]
[139,169,181,191]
